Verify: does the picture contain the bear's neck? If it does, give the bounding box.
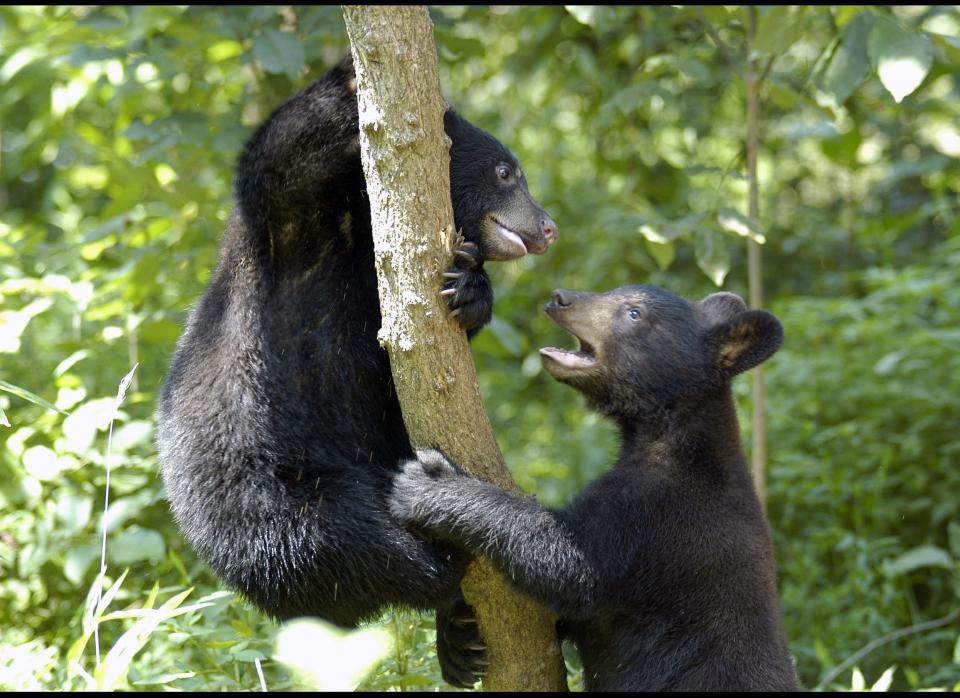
[616,385,749,482]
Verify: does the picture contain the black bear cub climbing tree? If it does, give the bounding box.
[157,1,565,692]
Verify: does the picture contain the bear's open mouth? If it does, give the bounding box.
[540,336,597,370]
[488,216,548,256]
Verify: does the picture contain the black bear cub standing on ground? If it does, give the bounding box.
[391,285,799,691]
[156,56,555,687]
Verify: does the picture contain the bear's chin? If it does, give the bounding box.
[540,347,599,386]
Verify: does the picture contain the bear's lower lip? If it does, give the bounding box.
[489,216,552,256]
[490,219,528,258]
[540,347,596,369]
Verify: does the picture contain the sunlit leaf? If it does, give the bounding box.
[851,667,866,692]
[207,39,243,62]
[717,207,765,244]
[0,46,45,82]
[274,618,392,691]
[638,223,673,244]
[565,6,600,28]
[870,666,896,692]
[62,398,118,455]
[22,445,64,480]
[868,18,934,103]
[0,298,55,353]
[94,587,204,690]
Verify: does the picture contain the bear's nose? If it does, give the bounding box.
[541,216,558,245]
[552,289,573,307]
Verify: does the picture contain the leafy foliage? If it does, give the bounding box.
[1,5,958,692]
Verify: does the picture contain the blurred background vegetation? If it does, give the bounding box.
[2,5,959,691]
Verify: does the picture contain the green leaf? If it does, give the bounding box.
[867,18,934,103]
[820,125,863,166]
[230,648,266,662]
[207,39,243,63]
[131,672,197,686]
[928,32,960,64]
[693,227,730,287]
[64,545,101,586]
[833,6,863,28]
[95,587,203,690]
[99,491,155,533]
[638,222,676,244]
[766,81,801,109]
[699,6,729,26]
[886,545,954,576]
[949,521,960,559]
[818,11,876,107]
[253,28,305,80]
[644,239,675,271]
[55,490,94,532]
[0,379,69,415]
[565,6,601,28]
[871,666,896,692]
[873,349,908,375]
[755,6,805,55]
[717,207,765,244]
[108,527,165,565]
[0,46,45,82]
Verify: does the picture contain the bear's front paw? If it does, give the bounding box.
[437,592,487,688]
[441,239,493,335]
[414,448,464,478]
[390,449,465,525]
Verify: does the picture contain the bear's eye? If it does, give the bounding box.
[628,307,643,321]
[496,164,512,181]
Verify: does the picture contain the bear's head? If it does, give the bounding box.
[444,110,557,262]
[539,285,783,418]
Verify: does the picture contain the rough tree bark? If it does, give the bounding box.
[341,5,568,692]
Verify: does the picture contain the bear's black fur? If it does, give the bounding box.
[156,56,554,687]
[390,285,799,691]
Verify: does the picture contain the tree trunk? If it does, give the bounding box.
[341,5,568,692]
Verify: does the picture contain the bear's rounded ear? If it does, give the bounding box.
[697,292,747,325]
[707,309,783,377]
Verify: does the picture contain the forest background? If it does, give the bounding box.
[1,5,959,692]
